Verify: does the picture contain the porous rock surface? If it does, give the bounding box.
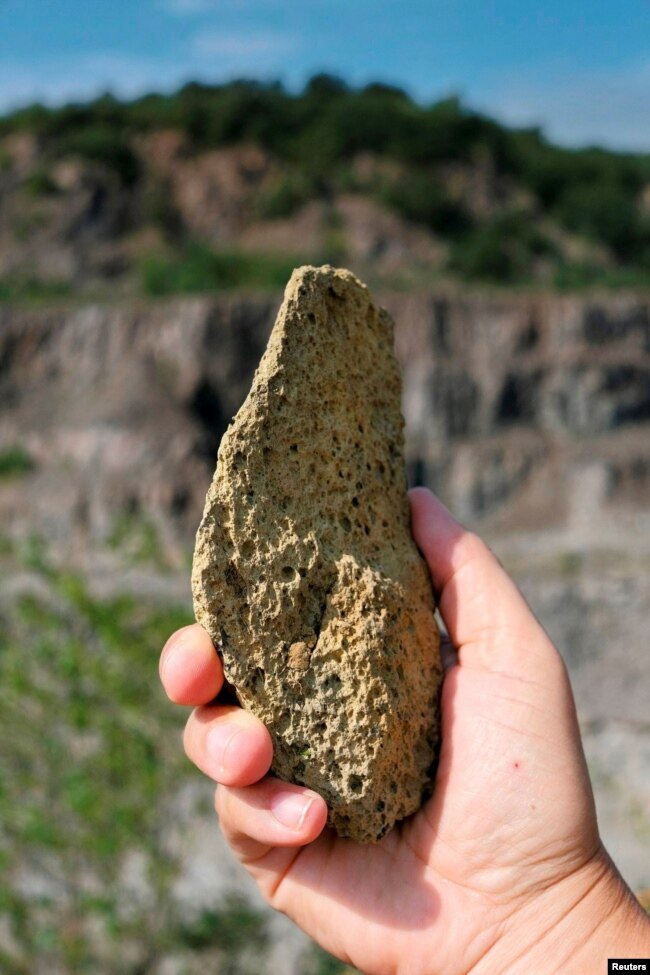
[192,265,441,842]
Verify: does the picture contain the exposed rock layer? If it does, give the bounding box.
[2,292,650,561]
[192,265,441,842]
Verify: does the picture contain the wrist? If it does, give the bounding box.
[561,852,650,972]
[472,846,650,975]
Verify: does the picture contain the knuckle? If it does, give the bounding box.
[460,530,495,572]
[463,529,487,556]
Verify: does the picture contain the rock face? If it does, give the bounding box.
[2,292,650,560]
[192,265,441,842]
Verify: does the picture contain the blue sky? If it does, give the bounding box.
[0,0,649,149]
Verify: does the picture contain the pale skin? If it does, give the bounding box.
[159,488,649,974]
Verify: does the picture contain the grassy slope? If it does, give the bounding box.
[0,533,347,973]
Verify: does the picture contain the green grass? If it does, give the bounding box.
[139,243,300,296]
[0,541,350,973]
[559,551,585,577]
[554,262,650,291]
[0,547,200,972]
[0,524,365,974]
[106,508,168,568]
[0,533,13,556]
[0,446,34,479]
[0,278,72,303]
[309,945,354,975]
[176,895,268,952]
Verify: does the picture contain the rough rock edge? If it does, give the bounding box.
[192,265,441,842]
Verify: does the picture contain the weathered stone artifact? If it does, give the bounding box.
[192,265,441,842]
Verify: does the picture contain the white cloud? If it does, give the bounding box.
[164,0,284,14]
[192,28,297,59]
[478,61,650,152]
[165,0,216,13]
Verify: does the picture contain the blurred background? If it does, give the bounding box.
[0,1,649,972]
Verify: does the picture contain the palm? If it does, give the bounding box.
[244,645,597,975]
[162,491,602,975]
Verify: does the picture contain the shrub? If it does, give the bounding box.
[255,171,316,219]
[0,446,34,478]
[180,79,299,155]
[140,180,183,237]
[554,262,650,290]
[140,244,298,295]
[23,168,58,197]
[0,278,72,303]
[55,124,140,185]
[554,180,647,260]
[378,171,472,236]
[451,211,555,283]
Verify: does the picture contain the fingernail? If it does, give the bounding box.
[206,724,246,776]
[271,791,315,831]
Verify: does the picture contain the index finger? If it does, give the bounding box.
[409,487,560,679]
[159,623,224,705]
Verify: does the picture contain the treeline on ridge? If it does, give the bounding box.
[1,74,650,287]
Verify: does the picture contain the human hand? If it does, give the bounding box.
[160,488,649,974]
